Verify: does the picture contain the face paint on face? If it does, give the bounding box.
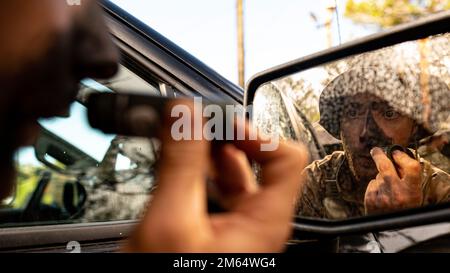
[341,95,397,184]
[342,119,392,181]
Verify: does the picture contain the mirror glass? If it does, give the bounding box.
[252,32,450,221]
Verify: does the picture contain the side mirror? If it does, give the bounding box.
[245,11,450,241]
[0,171,87,223]
[19,174,87,222]
[0,125,96,224]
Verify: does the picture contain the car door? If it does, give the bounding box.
[0,1,243,253]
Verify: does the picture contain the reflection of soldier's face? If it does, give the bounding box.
[340,94,416,182]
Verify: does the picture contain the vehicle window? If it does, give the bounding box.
[0,64,173,227]
[252,32,450,221]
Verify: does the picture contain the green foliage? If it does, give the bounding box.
[345,0,450,28]
[278,77,321,123]
[12,164,71,209]
[12,165,44,208]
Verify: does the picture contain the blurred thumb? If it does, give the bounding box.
[154,98,210,214]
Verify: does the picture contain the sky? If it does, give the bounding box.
[110,0,376,85]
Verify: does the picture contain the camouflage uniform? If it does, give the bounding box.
[417,128,450,174]
[296,151,450,220]
[79,136,157,222]
[418,145,450,174]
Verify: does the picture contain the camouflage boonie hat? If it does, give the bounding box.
[319,61,450,140]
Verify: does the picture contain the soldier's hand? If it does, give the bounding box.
[123,100,308,252]
[364,147,423,215]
